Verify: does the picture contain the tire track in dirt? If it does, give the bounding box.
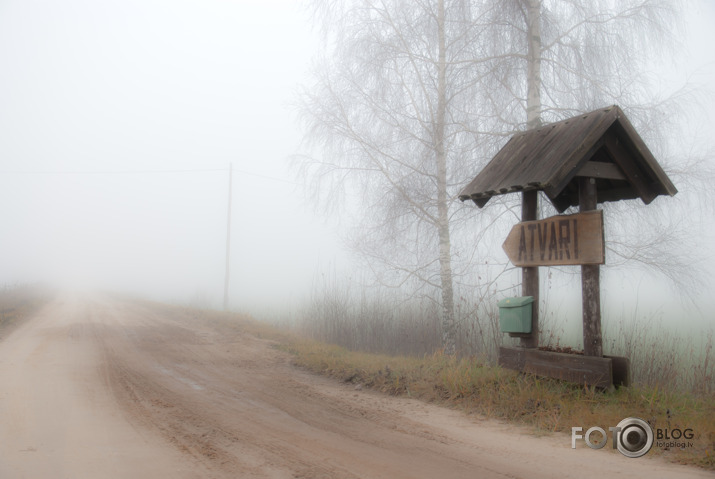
[0,295,198,479]
[93,301,376,478]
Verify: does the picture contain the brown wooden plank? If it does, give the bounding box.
[575,161,626,180]
[520,190,539,348]
[524,350,613,388]
[546,133,608,199]
[606,355,631,387]
[580,177,603,358]
[498,346,526,371]
[581,263,603,357]
[609,114,677,197]
[502,211,604,267]
[603,132,655,204]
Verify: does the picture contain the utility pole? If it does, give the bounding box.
[223,163,232,311]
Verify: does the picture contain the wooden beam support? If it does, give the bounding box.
[520,190,539,349]
[606,355,631,387]
[575,161,626,180]
[579,177,603,357]
[498,346,526,371]
[499,346,614,389]
[524,349,613,388]
[603,134,656,204]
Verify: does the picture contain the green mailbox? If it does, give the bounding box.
[498,296,534,333]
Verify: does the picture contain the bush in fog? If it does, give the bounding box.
[297,271,505,360]
[297,273,715,394]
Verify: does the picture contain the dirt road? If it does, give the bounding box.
[0,295,710,478]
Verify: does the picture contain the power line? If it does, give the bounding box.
[224,163,233,312]
[0,167,300,185]
[0,168,226,175]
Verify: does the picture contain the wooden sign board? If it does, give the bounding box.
[502,210,604,267]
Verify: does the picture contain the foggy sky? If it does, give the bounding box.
[0,0,342,309]
[0,0,714,317]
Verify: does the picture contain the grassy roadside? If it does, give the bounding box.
[277,336,715,470]
[0,284,51,338]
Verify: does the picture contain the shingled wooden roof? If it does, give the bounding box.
[458,105,677,212]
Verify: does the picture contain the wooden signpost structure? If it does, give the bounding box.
[459,106,677,388]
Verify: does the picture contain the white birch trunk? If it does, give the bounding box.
[525,0,542,129]
[436,0,456,355]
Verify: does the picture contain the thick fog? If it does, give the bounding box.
[1,0,714,319]
[0,0,344,309]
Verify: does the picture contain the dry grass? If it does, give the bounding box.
[296,278,715,395]
[280,275,715,468]
[296,273,505,360]
[279,337,715,470]
[0,284,51,335]
[604,316,715,395]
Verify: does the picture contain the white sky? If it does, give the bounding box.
[0,0,713,316]
[0,0,339,309]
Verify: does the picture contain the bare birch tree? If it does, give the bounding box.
[296,0,500,354]
[296,0,702,354]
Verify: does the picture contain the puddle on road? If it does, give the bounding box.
[155,366,205,391]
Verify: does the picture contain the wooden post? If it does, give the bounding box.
[579,177,603,357]
[223,163,233,311]
[520,189,539,348]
